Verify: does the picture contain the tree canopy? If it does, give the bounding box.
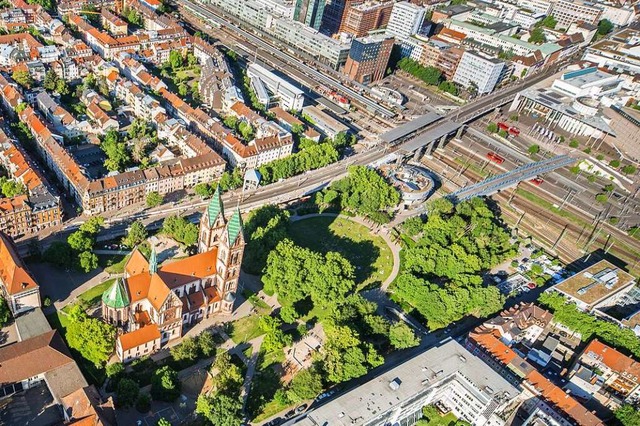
[597,19,614,36]
[66,305,116,367]
[122,221,148,248]
[329,166,400,223]
[394,198,515,329]
[242,205,290,274]
[397,58,442,86]
[257,142,339,184]
[162,215,198,247]
[0,297,10,326]
[151,366,181,402]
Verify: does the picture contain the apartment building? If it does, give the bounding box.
[339,1,393,37]
[100,8,127,35]
[298,340,522,426]
[584,27,640,75]
[0,232,41,315]
[453,50,505,94]
[551,0,602,29]
[343,33,394,84]
[420,39,464,80]
[321,0,354,35]
[386,1,425,40]
[566,339,640,404]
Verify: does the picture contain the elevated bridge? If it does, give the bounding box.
[447,155,576,204]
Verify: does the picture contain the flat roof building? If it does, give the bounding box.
[298,340,522,426]
[339,1,393,37]
[547,260,636,312]
[453,50,505,94]
[302,105,349,138]
[386,1,425,40]
[343,33,394,84]
[551,0,602,30]
[247,63,305,111]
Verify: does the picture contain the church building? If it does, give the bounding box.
[101,188,245,362]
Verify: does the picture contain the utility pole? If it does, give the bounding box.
[552,225,568,250]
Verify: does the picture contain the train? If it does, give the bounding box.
[486,152,505,164]
[497,122,520,136]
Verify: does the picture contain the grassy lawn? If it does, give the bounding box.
[515,188,591,228]
[98,254,128,274]
[248,350,290,422]
[229,315,265,344]
[62,279,115,313]
[454,157,489,177]
[288,217,394,289]
[242,289,271,314]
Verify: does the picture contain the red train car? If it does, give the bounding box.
[486,152,505,164]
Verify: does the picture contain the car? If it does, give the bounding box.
[266,418,282,426]
[284,410,296,419]
[527,282,536,289]
[296,404,308,414]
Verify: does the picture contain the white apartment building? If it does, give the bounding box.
[297,340,522,426]
[518,0,553,15]
[386,1,426,40]
[551,0,602,30]
[453,50,505,94]
[247,63,305,111]
[262,0,295,19]
[511,10,545,29]
[599,3,635,27]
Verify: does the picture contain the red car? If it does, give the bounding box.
[498,122,510,131]
[530,177,544,186]
[486,152,505,164]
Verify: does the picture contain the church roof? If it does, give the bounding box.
[102,278,129,309]
[207,186,224,227]
[227,209,243,246]
[125,248,149,277]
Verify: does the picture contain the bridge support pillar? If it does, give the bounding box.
[413,146,424,161]
[456,125,466,139]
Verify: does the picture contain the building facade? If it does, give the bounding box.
[294,0,325,30]
[385,1,425,40]
[339,1,393,37]
[551,0,602,29]
[453,50,505,94]
[343,34,393,84]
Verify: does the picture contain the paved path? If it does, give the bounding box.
[44,270,113,313]
[290,213,401,290]
[241,335,265,414]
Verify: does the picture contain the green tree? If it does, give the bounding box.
[389,322,420,349]
[237,121,255,141]
[79,216,105,235]
[487,123,498,133]
[146,191,163,208]
[595,193,608,204]
[170,337,199,364]
[438,81,458,95]
[622,165,637,175]
[242,205,290,274]
[116,378,139,408]
[536,15,557,29]
[162,215,199,247]
[609,159,621,168]
[156,418,171,426]
[12,70,33,89]
[101,131,130,172]
[198,331,216,357]
[330,166,400,222]
[196,393,243,426]
[169,50,183,70]
[0,297,10,326]
[397,58,442,85]
[78,251,99,273]
[68,231,93,252]
[209,351,243,393]
[177,83,188,97]
[66,305,116,367]
[259,315,293,352]
[55,79,70,96]
[528,144,540,155]
[194,182,215,198]
[43,241,73,267]
[287,368,323,403]
[106,362,125,378]
[597,19,614,36]
[136,394,151,413]
[322,324,383,383]
[1,180,26,197]
[615,404,640,426]
[151,366,181,402]
[44,69,58,91]
[122,221,148,248]
[529,27,546,44]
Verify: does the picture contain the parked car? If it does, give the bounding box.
[296,404,308,414]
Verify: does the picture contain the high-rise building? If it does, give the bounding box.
[453,50,505,94]
[343,34,394,84]
[294,0,326,30]
[320,0,353,35]
[385,1,425,40]
[551,0,602,29]
[339,1,393,37]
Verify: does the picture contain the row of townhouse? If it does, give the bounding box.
[0,123,61,238]
[0,69,225,215]
[193,36,242,112]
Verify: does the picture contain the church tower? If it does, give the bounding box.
[218,209,245,313]
[199,186,226,253]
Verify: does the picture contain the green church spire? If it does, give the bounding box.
[207,186,224,227]
[102,278,129,309]
[149,248,158,275]
[227,208,243,246]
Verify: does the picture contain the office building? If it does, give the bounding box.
[320,0,353,35]
[294,0,326,30]
[302,105,349,138]
[386,1,425,40]
[420,39,464,80]
[339,1,393,37]
[343,34,393,84]
[584,27,640,75]
[551,0,602,29]
[298,340,522,426]
[453,50,505,94]
[247,63,305,110]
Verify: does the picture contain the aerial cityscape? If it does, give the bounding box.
[0,0,638,424]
